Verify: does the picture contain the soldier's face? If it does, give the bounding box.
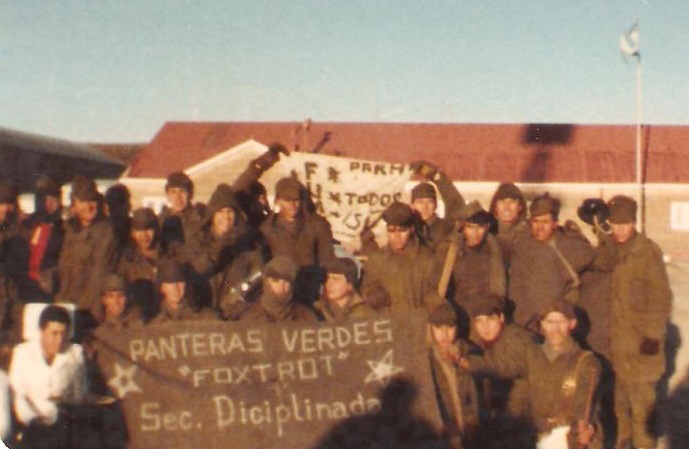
[102,290,127,319]
[212,207,236,236]
[431,325,457,348]
[267,276,292,301]
[387,225,413,252]
[325,273,353,302]
[45,195,61,215]
[72,198,98,227]
[473,313,504,343]
[276,198,300,222]
[530,213,556,242]
[494,198,522,224]
[132,228,156,251]
[411,198,437,222]
[40,321,68,361]
[166,187,190,212]
[463,222,489,248]
[611,222,636,244]
[160,281,186,306]
[540,312,576,348]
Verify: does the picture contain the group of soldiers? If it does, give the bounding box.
[0,146,673,449]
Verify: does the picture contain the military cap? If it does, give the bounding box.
[274,177,303,201]
[71,175,99,201]
[468,295,504,318]
[326,258,359,285]
[158,259,186,283]
[492,183,523,202]
[0,183,18,204]
[529,192,560,219]
[165,172,194,198]
[428,302,457,326]
[35,176,61,197]
[264,256,299,283]
[382,201,414,226]
[607,195,637,224]
[539,298,576,320]
[131,207,158,230]
[101,274,126,294]
[411,182,437,201]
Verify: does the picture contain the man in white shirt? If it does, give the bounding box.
[9,305,87,448]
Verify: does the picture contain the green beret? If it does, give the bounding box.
[71,175,99,202]
[428,303,457,326]
[158,259,185,283]
[131,207,158,230]
[529,192,560,219]
[326,258,359,284]
[101,274,126,294]
[382,201,414,226]
[264,256,298,283]
[607,195,637,224]
[539,298,576,320]
[411,182,437,201]
[274,177,303,201]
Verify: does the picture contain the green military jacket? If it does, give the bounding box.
[56,218,117,311]
[361,239,443,314]
[603,232,673,380]
[509,228,595,329]
[313,293,376,323]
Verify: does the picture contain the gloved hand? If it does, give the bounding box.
[640,337,660,355]
[268,142,290,156]
[409,160,439,180]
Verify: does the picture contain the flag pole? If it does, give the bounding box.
[636,56,644,233]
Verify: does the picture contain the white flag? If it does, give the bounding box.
[619,22,640,60]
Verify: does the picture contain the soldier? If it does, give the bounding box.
[463,299,601,449]
[465,296,535,423]
[360,201,443,314]
[489,182,527,268]
[56,176,117,316]
[426,302,478,449]
[149,259,216,324]
[0,183,23,340]
[259,177,335,305]
[439,201,505,335]
[158,172,206,246]
[232,142,290,227]
[22,177,64,302]
[313,257,374,323]
[596,196,672,449]
[95,274,143,330]
[239,256,317,323]
[409,160,466,251]
[509,192,595,330]
[103,183,132,265]
[183,183,263,317]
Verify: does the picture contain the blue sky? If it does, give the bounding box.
[0,0,686,142]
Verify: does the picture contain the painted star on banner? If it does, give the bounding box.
[108,363,143,399]
[364,349,404,385]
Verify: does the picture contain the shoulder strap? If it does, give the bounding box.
[547,238,580,288]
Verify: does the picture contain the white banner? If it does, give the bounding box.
[276,153,413,242]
